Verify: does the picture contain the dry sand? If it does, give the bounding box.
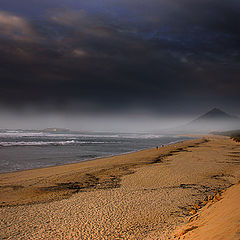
[172,183,240,240]
[0,135,240,239]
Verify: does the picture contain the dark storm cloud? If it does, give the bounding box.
[0,0,239,113]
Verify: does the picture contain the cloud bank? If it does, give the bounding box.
[0,0,239,115]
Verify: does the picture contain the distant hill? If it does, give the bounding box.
[190,108,238,123]
[42,128,71,133]
[172,108,240,133]
[212,129,240,137]
[40,128,90,134]
[212,129,240,142]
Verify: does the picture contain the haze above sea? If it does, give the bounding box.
[0,130,193,173]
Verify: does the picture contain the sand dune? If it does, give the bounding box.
[1,135,240,239]
[173,183,240,240]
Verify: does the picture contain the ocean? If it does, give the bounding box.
[0,130,192,173]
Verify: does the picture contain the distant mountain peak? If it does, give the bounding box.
[166,108,239,134]
[192,108,238,122]
[209,107,226,113]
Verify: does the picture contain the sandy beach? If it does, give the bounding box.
[1,135,240,239]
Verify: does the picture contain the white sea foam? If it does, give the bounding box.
[0,131,165,139]
[122,134,164,139]
[77,134,164,139]
[0,140,114,147]
[0,132,80,138]
[0,140,75,147]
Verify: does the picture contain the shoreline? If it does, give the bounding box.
[1,135,240,239]
[0,136,194,175]
[0,146,154,175]
[0,137,205,207]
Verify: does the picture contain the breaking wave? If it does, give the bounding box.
[0,140,115,147]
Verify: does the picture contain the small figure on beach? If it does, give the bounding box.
[156,146,159,150]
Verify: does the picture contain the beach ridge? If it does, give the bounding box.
[172,182,240,240]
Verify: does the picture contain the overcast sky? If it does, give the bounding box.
[0,0,239,129]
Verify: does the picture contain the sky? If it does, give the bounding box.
[0,0,239,130]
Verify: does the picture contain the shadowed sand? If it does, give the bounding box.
[1,135,240,239]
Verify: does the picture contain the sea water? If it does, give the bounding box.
[0,130,192,173]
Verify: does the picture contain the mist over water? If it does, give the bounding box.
[0,108,191,132]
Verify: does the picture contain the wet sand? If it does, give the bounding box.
[1,135,240,239]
